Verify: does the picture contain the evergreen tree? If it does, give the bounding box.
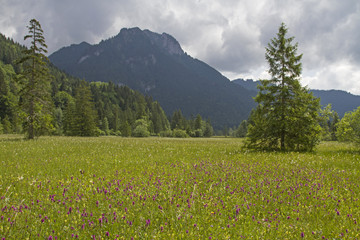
[171,110,186,130]
[194,114,202,130]
[236,120,248,138]
[16,19,53,139]
[245,23,321,151]
[70,80,98,136]
[63,99,76,135]
[102,117,110,135]
[203,119,214,137]
[120,121,131,137]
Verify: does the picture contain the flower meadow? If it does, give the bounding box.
[0,136,360,239]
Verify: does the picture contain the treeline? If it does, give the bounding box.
[167,110,213,138]
[0,33,214,137]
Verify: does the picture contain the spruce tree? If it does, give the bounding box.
[17,19,53,139]
[72,80,98,136]
[245,23,321,151]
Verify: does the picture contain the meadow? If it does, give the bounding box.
[0,136,359,239]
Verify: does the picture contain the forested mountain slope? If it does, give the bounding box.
[0,33,170,136]
[50,28,256,129]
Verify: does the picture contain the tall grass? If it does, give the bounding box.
[0,136,359,239]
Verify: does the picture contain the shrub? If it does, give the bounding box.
[133,125,150,137]
[172,129,188,138]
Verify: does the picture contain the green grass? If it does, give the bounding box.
[0,136,359,239]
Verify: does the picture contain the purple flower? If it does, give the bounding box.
[301,232,304,238]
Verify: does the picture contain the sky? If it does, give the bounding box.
[1,0,359,95]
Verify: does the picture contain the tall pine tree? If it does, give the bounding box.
[245,23,321,151]
[17,19,53,139]
[72,80,98,136]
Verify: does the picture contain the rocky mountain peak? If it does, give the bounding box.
[143,29,184,55]
[113,28,184,56]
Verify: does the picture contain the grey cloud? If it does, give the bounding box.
[0,0,359,94]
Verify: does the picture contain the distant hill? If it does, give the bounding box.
[233,79,360,117]
[49,28,255,129]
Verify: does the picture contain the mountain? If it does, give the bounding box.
[233,79,360,117]
[49,27,255,129]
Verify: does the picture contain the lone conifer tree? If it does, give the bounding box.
[245,23,321,151]
[17,19,53,139]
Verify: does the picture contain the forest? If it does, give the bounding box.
[0,33,213,138]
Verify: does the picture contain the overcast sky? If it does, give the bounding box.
[1,0,359,94]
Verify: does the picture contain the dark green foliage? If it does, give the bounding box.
[203,120,214,137]
[149,101,170,134]
[169,110,213,138]
[235,120,248,138]
[245,23,321,151]
[89,81,170,137]
[64,80,98,136]
[170,110,187,130]
[120,121,131,137]
[16,19,53,139]
[0,62,21,133]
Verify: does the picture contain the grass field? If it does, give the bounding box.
[0,136,359,239]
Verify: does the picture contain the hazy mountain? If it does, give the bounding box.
[233,79,360,117]
[50,28,255,129]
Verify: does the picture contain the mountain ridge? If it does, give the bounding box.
[233,78,360,117]
[49,27,256,129]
